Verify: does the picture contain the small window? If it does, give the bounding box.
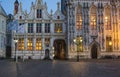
[19,16,22,19]
[57,16,60,19]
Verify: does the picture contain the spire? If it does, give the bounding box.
[20,2,22,12]
[44,2,47,10]
[14,0,19,15]
[14,0,19,4]
[57,2,60,10]
[50,9,53,16]
[37,0,43,5]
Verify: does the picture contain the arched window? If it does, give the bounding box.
[76,5,82,30]
[90,4,97,30]
[104,5,111,30]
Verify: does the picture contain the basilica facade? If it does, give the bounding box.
[11,0,66,59]
[64,0,120,59]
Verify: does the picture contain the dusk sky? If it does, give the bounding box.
[1,0,61,15]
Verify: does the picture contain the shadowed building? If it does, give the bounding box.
[0,4,7,58]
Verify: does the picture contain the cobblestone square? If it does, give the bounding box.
[0,59,120,77]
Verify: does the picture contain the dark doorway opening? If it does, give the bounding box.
[44,49,50,60]
[54,39,66,60]
[6,46,11,58]
[91,44,98,59]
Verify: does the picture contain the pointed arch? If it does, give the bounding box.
[104,4,111,30]
[76,5,82,30]
[90,3,97,30]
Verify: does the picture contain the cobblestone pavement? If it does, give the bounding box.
[0,59,120,77]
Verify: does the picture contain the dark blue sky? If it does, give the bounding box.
[1,0,61,15]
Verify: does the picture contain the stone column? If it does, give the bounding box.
[24,21,28,51]
[33,22,36,51]
[11,31,15,58]
[42,23,45,50]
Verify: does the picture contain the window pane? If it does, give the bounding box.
[18,38,24,51]
[28,23,33,33]
[54,23,63,33]
[36,23,42,33]
[36,38,42,51]
[45,23,50,33]
[27,38,33,51]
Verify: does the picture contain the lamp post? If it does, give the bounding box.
[14,39,18,63]
[73,36,82,61]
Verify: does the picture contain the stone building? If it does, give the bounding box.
[11,0,66,59]
[65,0,120,59]
[0,4,7,58]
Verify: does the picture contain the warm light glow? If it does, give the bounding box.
[73,39,76,43]
[109,41,112,46]
[80,19,82,22]
[105,16,108,20]
[80,39,83,42]
[14,40,18,43]
[52,47,54,50]
[93,19,96,22]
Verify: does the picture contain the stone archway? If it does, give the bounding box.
[91,44,98,59]
[53,39,66,60]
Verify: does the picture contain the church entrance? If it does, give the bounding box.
[45,49,50,59]
[91,44,98,59]
[54,39,66,60]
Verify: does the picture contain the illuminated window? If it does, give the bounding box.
[36,23,42,33]
[27,38,33,51]
[106,37,112,52]
[76,5,82,30]
[18,38,24,51]
[28,23,33,33]
[36,38,42,51]
[54,23,62,33]
[105,5,111,30]
[90,4,97,30]
[37,9,42,18]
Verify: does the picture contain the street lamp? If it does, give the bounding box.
[52,47,55,59]
[14,39,18,63]
[73,36,83,61]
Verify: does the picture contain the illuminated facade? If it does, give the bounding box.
[11,0,120,60]
[11,0,66,59]
[66,0,120,59]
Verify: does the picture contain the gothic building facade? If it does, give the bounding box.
[65,0,120,59]
[11,0,66,59]
[11,0,120,60]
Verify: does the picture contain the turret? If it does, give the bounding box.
[14,0,19,15]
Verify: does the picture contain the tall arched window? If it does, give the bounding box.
[76,5,82,30]
[90,4,97,30]
[104,5,111,30]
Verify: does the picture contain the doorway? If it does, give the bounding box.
[45,49,50,59]
[91,44,98,59]
[54,39,66,60]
